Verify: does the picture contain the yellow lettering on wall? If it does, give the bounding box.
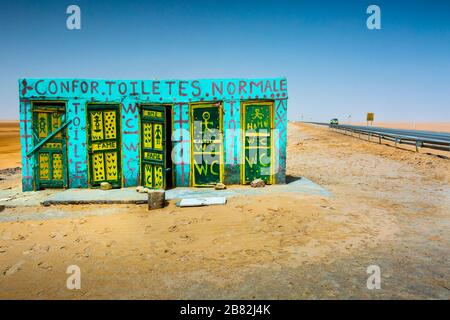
[145,164,153,187]
[245,155,258,167]
[144,152,163,161]
[194,162,208,176]
[143,110,163,118]
[154,166,163,189]
[210,160,219,176]
[92,141,117,152]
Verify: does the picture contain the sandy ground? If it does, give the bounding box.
[0,122,449,299]
[0,121,21,170]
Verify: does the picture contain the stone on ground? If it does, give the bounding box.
[214,183,227,190]
[136,186,150,193]
[250,178,265,188]
[100,182,112,190]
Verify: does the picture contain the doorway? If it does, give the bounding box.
[241,101,274,184]
[32,102,68,189]
[86,104,122,188]
[140,104,173,189]
[190,102,223,186]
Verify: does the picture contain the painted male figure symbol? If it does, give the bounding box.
[202,111,214,132]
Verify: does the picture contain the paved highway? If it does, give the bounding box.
[304,122,450,150]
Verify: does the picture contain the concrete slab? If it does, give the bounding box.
[0,177,330,207]
[0,186,57,207]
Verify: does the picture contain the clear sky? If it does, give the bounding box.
[0,0,449,122]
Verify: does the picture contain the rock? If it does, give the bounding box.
[214,183,226,190]
[250,178,265,188]
[136,186,149,193]
[0,205,5,212]
[0,167,21,176]
[100,182,112,190]
[148,190,165,210]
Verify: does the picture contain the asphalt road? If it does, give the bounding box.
[306,122,450,145]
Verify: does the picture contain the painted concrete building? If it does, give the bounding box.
[18,78,288,191]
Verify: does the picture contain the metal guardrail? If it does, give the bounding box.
[305,122,450,152]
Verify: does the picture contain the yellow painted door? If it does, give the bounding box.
[141,105,166,189]
[33,106,67,189]
[87,105,121,188]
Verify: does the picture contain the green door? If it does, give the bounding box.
[33,104,67,189]
[140,105,166,189]
[242,102,273,184]
[87,105,121,188]
[191,103,223,186]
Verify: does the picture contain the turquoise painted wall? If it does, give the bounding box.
[19,78,288,191]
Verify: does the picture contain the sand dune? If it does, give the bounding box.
[0,121,20,170]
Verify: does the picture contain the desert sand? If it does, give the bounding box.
[0,122,449,299]
[0,121,21,170]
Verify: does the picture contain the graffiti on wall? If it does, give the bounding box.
[20,79,287,101]
[19,78,288,191]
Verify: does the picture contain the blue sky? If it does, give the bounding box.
[0,0,449,122]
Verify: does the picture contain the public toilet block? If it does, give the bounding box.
[18,78,288,191]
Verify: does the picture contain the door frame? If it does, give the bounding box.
[31,100,68,190]
[240,100,275,185]
[189,101,224,187]
[85,102,122,188]
[138,103,173,189]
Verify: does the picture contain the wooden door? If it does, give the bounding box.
[87,105,121,188]
[191,103,223,186]
[242,101,274,184]
[140,105,167,189]
[33,104,67,189]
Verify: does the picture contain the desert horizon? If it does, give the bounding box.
[1,120,449,170]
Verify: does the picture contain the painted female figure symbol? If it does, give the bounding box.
[39,116,47,135]
[155,125,162,146]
